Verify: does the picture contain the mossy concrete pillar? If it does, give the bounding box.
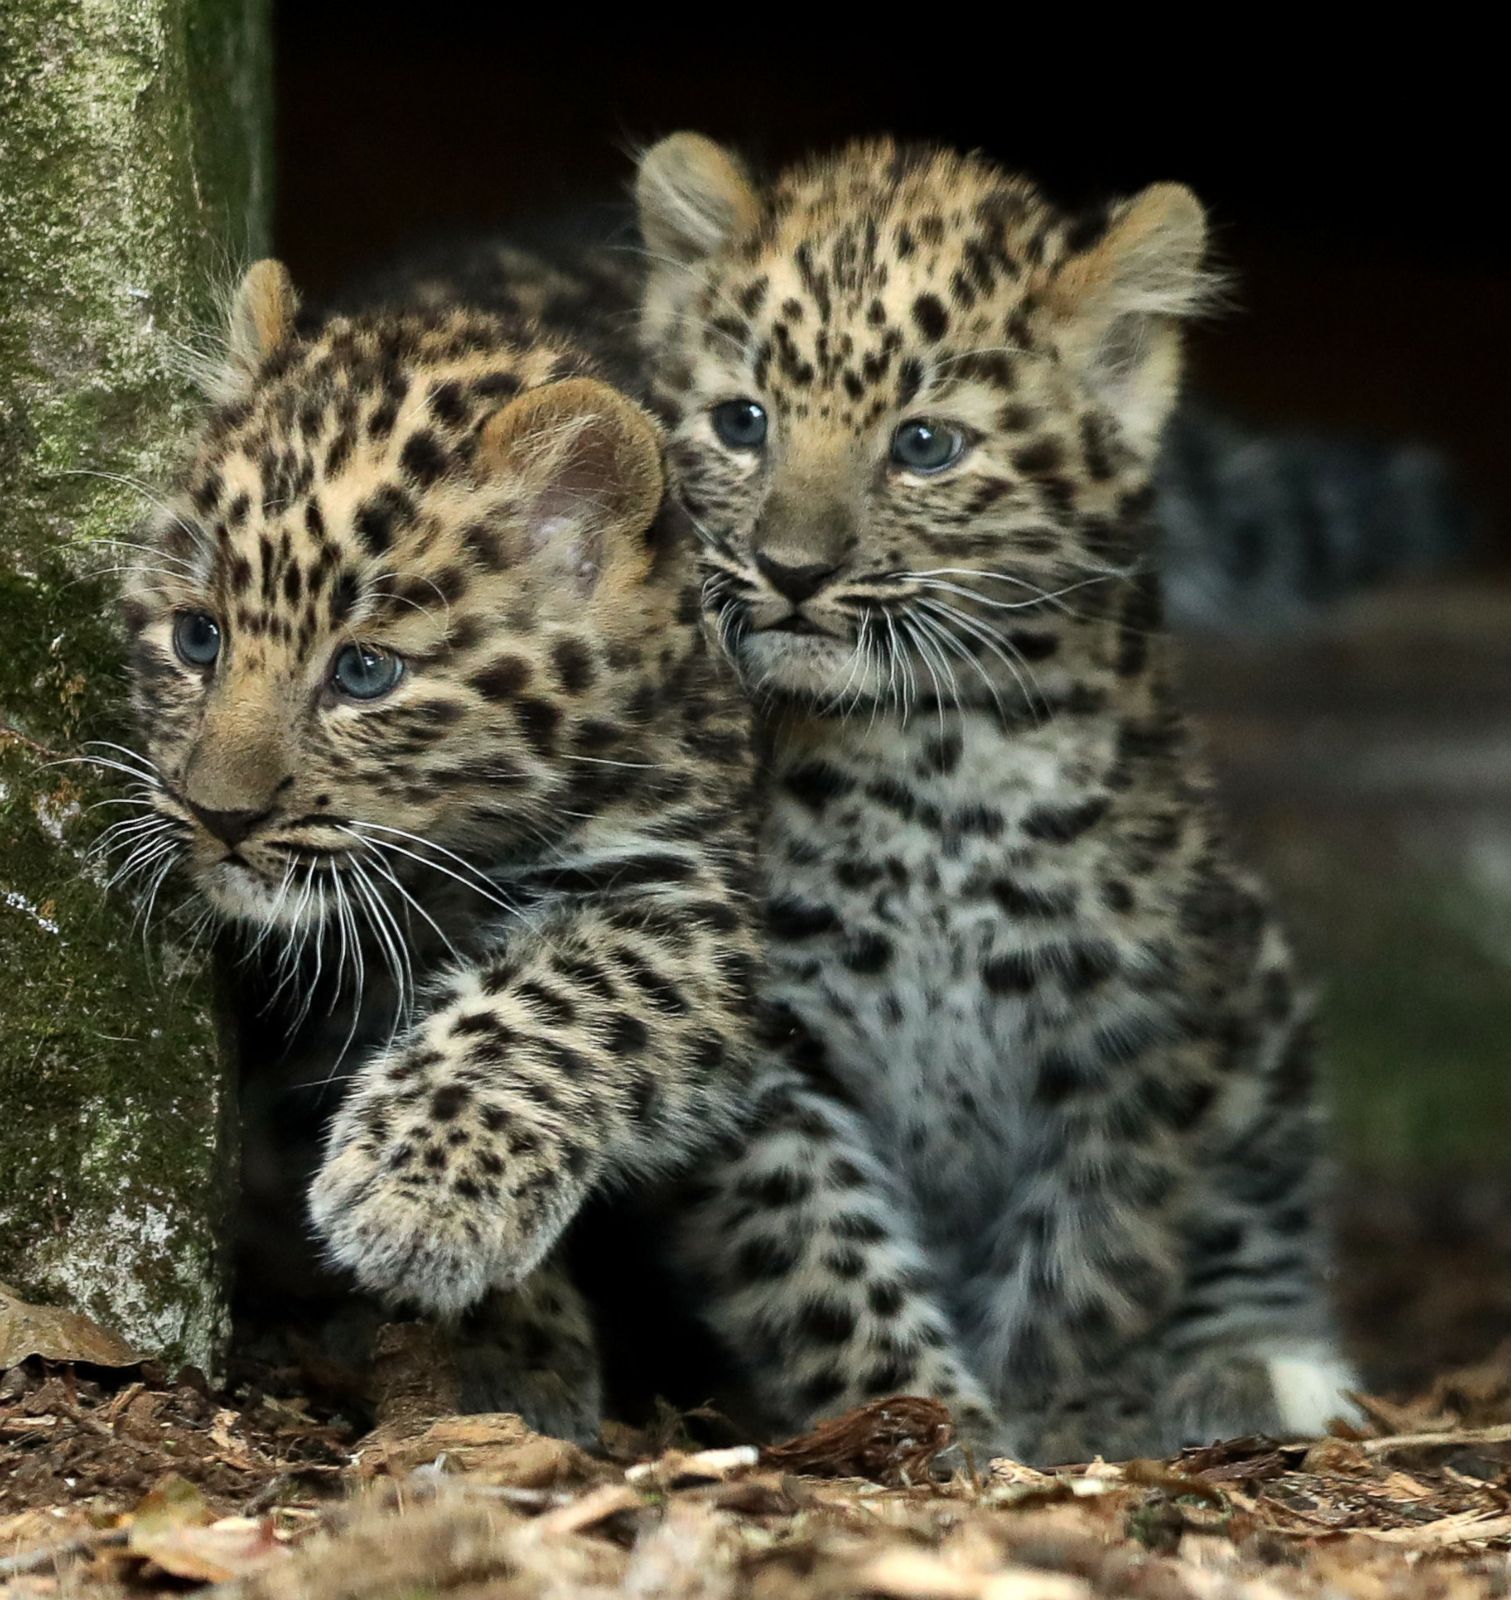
[0,0,272,1369]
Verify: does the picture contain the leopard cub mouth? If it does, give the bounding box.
[762,615,828,636]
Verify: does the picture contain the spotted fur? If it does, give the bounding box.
[634,135,1358,1461]
[112,259,761,1440]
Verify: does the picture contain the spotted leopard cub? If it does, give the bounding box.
[117,260,759,1439]
[635,135,1358,1461]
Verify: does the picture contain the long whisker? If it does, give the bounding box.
[91,814,173,861]
[87,751,160,784]
[934,599,1049,709]
[134,851,181,950]
[899,610,955,730]
[345,822,519,915]
[84,740,163,776]
[64,566,183,594]
[348,853,414,1048]
[905,575,1107,616]
[880,609,906,720]
[46,754,168,786]
[918,597,1043,720]
[912,605,1008,722]
[107,829,179,890]
[87,793,160,813]
[322,870,366,1077]
[559,753,661,771]
[266,868,318,1007]
[907,567,1129,628]
[934,341,1038,368]
[75,536,199,575]
[819,612,872,720]
[245,860,295,966]
[288,879,328,1035]
[178,903,219,972]
[56,469,209,557]
[344,831,463,968]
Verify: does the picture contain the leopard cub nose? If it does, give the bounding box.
[187,801,269,848]
[755,552,840,603]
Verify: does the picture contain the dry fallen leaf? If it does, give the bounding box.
[1301,1436,1373,1475]
[12,1283,1511,1600]
[1359,1509,1511,1546]
[614,1499,738,1598]
[130,1516,286,1583]
[0,1281,141,1369]
[1362,1423,1511,1457]
[123,1474,213,1537]
[856,1545,1092,1600]
[356,1410,602,1486]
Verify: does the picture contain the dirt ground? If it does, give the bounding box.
[4,1183,1511,1600]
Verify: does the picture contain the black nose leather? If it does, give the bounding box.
[187,802,268,848]
[755,552,839,603]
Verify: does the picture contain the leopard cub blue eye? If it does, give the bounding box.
[333,643,404,700]
[891,419,967,474]
[173,610,221,667]
[711,399,768,450]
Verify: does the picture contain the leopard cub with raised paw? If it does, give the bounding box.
[113,259,761,1440]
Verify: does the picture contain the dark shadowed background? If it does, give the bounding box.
[270,16,1511,1387]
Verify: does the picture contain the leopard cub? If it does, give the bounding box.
[634,134,1358,1462]
[114,259,760,1440]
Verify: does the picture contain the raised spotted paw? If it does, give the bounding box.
[308,1076,590,1319]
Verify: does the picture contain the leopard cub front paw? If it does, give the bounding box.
[308,1085,579,1319]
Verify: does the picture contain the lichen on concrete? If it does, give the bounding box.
[0,0,271,1370]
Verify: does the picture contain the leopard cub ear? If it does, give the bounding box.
[1048,184,1216,457]
[635,132,760,266]
[215,259,299,402]
[478,377,666,599]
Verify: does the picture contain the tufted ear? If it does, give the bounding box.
[478,378,666,599]
[216,259,299,402]
[636,133,760,266]
[1048,184,1214,457]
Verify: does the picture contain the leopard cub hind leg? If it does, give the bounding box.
[670,1053,1013,1463]
[450,1264,604,1447]
[1027,1339,1360,1466]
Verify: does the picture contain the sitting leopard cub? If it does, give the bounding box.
[634,135,1358,1462]
[116,259,760,1440]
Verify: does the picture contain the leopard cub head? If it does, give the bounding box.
[635,135,1216,713]
[117,261,685,933]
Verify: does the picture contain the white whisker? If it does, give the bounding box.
[918,597,1044,719]
[345,831,463,968]
[346,821,519,915]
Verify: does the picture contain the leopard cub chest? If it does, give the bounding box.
[761,709,1166,1207]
